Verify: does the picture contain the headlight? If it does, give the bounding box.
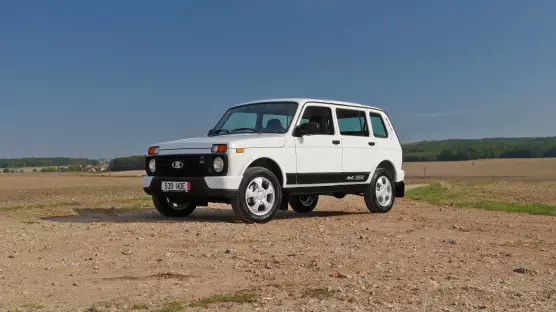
[148,159,156,173]
[213,157,224,173]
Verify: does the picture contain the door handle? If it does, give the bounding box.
[368,142,376,146]
[332,140,341,145]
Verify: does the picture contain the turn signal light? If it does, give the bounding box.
[148,146,159,155]
[211,144,227,153]
[236,148,244,153]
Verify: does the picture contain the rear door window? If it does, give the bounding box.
[336,109,369,137]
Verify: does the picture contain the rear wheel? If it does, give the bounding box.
[231,167,282,223]
[364,168,395,213]
[152,195,197,217]
[289,195,319,213]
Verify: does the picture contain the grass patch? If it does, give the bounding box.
[188,293,258,308]
[302,287,339,300]
[152,301,184,312]
[21,303,44,309]
[4,201,82,211]
[3,196,151,212]
[456,201,556,216]
[407,183,556,216]
[131,303,149,310]
[405,183,458,204]
[134,196,152,201]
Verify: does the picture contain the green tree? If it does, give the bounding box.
[40,167,57,173]
[0,157,99,168]
[108,156,145,171]
[403,136,556,162]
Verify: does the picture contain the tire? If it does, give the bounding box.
[289,195,319,213]
[231,167,282,223]
[279,192,289,211]
[152,195,197,217]
[364,168,395,213]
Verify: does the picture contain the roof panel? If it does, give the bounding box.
[232,98,383,111]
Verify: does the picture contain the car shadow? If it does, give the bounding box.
[42,207,365,224]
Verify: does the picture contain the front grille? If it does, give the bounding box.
[147,154,226,177]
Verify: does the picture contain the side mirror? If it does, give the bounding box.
[207,129,214,136]
[294,122,320,137]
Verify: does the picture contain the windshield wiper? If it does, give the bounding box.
[209,129,230,136]
[230,128,259,134]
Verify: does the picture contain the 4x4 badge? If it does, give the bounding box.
[172,161,184,169]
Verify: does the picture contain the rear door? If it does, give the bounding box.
[369,110,402,175]
[336,107,378,182]
[292,103,343,184]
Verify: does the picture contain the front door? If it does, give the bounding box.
[293,104,343,185]
[336,107,377,182]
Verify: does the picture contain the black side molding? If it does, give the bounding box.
[286,172,370,185]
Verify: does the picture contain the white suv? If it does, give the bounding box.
[142,98,405,223]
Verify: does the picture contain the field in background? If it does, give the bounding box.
[403,158,556,216]
[1,158,556,311]
[403,157,556,181]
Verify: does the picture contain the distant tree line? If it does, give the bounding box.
[108,156,145,171]
[403,137,556,162]
[40,165,86,172]
[0,165,104,173]
[4,137,556,173]
[0,157,99,168]
[103,137,556,171]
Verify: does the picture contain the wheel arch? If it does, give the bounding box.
[244,157,286,186]
[375,160,397,181]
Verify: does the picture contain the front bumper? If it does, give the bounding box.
[142,175,240,201]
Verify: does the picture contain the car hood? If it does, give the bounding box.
[154,134,288,151]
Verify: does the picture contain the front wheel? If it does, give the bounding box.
[289,195,319,213]
[364,169,395,213]
[152,195,197,217]
[231,167,282,223]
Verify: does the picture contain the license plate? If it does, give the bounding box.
[161,181,190,192]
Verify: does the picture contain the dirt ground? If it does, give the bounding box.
[1,173,555,312]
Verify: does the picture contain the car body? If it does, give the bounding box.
[142,98,405,223]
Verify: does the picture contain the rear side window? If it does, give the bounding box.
[369,112,388,138]
[336,109,369,136]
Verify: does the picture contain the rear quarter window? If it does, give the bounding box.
[369,113,388,138]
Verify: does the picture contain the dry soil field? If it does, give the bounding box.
[403,158,556,181]
[1,159,555,312]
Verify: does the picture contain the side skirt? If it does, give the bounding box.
[286,172,370,185]
[285,184,368,196]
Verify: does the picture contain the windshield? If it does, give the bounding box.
[209,102,298,136]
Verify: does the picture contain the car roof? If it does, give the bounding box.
[233,98,384,111]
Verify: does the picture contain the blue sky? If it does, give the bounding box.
[1,0,555,158]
